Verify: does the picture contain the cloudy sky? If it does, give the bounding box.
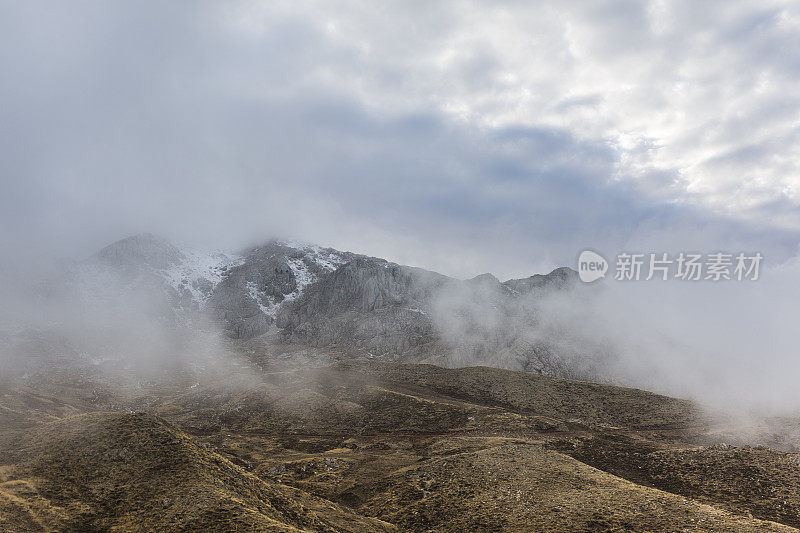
[2,0,799,278]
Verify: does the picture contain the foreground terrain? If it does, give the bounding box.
[2,346,800,531]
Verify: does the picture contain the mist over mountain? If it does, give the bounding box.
[7,231,800,418]
[3,1,800,528]
[24,234,594,380]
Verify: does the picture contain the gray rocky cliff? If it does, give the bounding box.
[62,234,594,377]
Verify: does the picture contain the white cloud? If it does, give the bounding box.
[0,0,798,277]
[227,0,800,222]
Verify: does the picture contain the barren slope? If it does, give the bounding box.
[2,360,800,531]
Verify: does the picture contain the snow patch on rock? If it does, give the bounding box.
[162,250,242,308]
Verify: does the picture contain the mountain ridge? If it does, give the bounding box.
[44,234,587,377]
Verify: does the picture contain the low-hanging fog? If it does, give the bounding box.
[0,255,258,393]
[426,253,800,415]
[1,1,800,417]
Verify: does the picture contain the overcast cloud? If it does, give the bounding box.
[1,0,799,278]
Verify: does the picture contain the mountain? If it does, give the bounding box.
[49,234,589,377]
[209,240,358,339]
[7,235,800,531]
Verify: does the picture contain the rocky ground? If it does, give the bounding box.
[2,344,800,531]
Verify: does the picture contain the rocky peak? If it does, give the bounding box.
[92,233,185,270]
[503,266,579,294]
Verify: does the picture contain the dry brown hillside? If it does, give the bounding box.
[1,359,799,531]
